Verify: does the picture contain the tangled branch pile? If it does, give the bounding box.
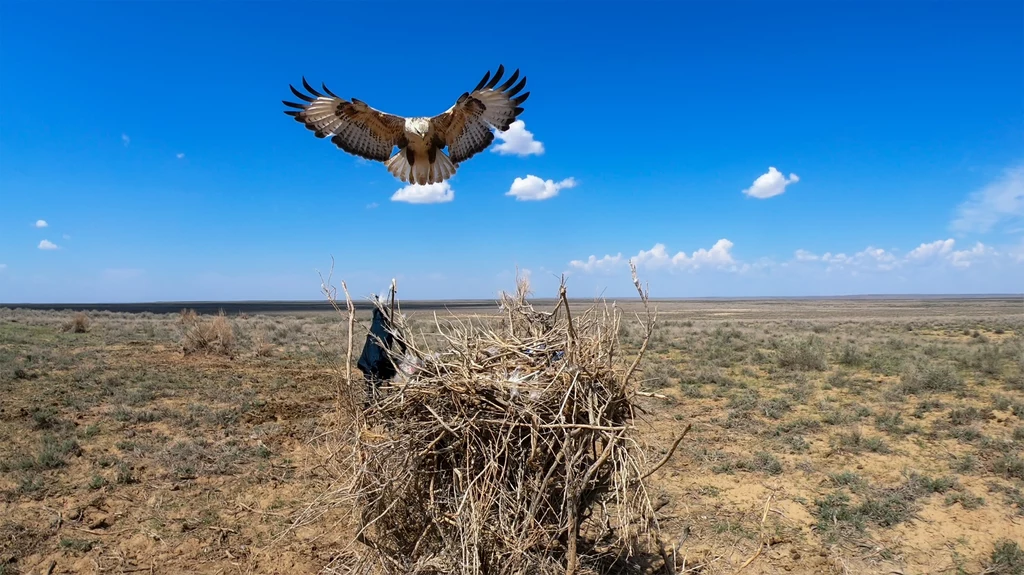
[327,267,680,575]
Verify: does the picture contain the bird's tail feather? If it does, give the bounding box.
[386,151,457,186]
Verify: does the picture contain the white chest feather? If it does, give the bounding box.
[404,118,434,150]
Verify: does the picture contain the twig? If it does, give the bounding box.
[624,260,657,384]
[477,420,632,431]
[425,404,460,435]
[639,423,691,481]
[637,390,669,399]
[735,494,773,573]
[66,526,134,536]
[341,279,356,414]
[659,536,676,575]
[559,279,578,356]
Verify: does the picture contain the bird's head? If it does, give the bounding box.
[407,117,431,138]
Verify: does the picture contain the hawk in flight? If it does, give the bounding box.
[283,65,530,186]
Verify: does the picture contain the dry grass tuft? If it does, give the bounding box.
[60,312,91,333]
[313,266,684,575]
[178,309,235,356]
[252,329,275,358]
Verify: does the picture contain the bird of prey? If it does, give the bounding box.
[282,65,530,186]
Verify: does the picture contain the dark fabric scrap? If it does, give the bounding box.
[357,306,405,406]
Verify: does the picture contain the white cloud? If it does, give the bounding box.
[391,181,454,204]
[794,239,1000,271]
[34,219,48,228]
[569,253,625,274]
[951,164,1024,234]
[571,239,738,274]
[122,133,130,147]
[634,239,737,270]
[743,166,800,199]
[857,247,899,271]
[907,239,955,260]
[366,202,379,209]
[62,234,71,240]
[794,246,897,272]
[949,242,996,268]
[176,153,185,159]
[564,237,1020,296]
[821,253,846,263]
[492,120,544,156]
[794,249,819,261]
[506,175,576,201]
[38,240,58,250]
[577,237,1004,280]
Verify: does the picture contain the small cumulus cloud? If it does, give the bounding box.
[506,175,576,201]
[794,238,1000,271]
[858,247,899,271]
[492,120,544,157]
[571,239,739,274]
[633,240,738,270]
[366,202,379,209]
[743,167,800,199]
[569,236,1014,292]
[34,219,48,228]
[792,246,897,272]
[122,133,130,147]
[38,240,59,250]
[907,239,955,261]
[949,242,996,268]
[794,249,819,261]
[391,181,454,204]
[569,253,625,274]
[176,153,185,159]
[951,164,1024,234]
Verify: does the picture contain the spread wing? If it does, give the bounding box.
[283,78,406,163]
[431,65,530,164]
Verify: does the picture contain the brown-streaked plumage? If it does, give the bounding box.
[282,65,530,186]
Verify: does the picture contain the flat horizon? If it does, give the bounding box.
[3,293,1022,316]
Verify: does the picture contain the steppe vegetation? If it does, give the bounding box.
[1,296,1022,574]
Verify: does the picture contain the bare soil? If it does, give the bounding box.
[1,298,1022,574]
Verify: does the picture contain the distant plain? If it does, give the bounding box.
[1,295,1023,574]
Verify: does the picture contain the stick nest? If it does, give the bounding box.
[330,267,674,575]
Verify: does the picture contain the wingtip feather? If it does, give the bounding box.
[302,77,324,98]
[289,84,314,102]
[498,69,520,91]
[473,70,491,92]
[321,82,339,98]
[485,64,505,90]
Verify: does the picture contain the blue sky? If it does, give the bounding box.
[1,0,1022,303]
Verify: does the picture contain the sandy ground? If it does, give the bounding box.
[1,298,1022,574]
